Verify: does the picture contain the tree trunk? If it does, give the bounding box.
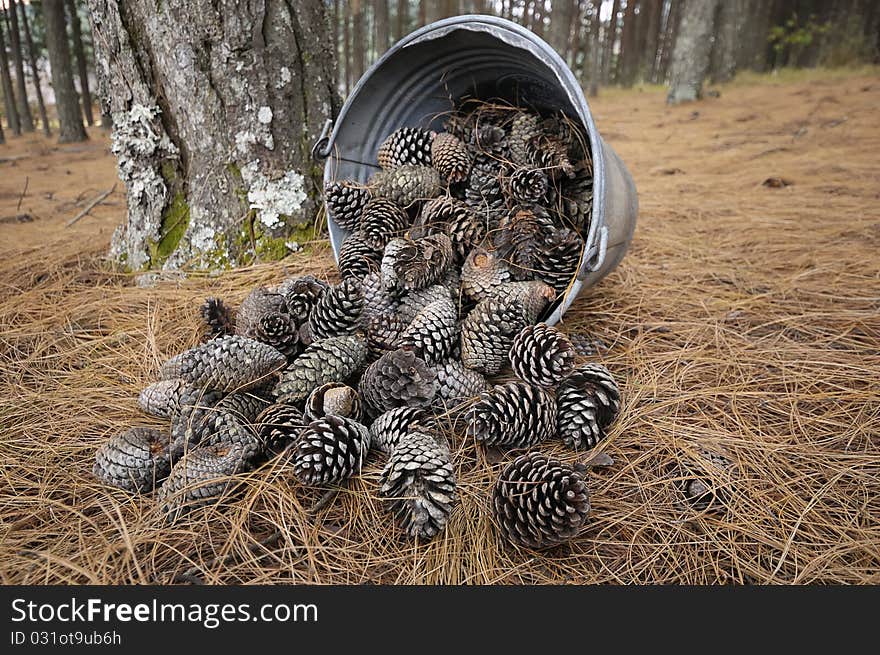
[709,0,741,83]
[666,0,719,104]
[45,0,86,142]
[87,0,340,271]
[66,0,94,126]
[645,0,664,82]
[375,0,390,53]
[17,0,50,136]
[7,3,34,131]
[602,0,621,83]
[588,0,602,96]
[396,0,409,40]
[352,0,366,82]
[418,1,427,27]
[617,0,638,86]
[343,10,351,93]
[658,0,683,82]
[0,14,21,136]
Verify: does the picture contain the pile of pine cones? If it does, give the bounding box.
[94,104,648,549]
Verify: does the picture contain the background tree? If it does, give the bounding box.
[710,0,743,83]
[66,0,94,126]
[17,0,51,136]
[7,0,34,132]
[0,14,22,136]
[666,0,720,104]
[374,0,389,54]
[44,0,86,142]
[87,0,340,270]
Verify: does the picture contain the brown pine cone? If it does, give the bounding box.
[201,297,234,339]
[368,406,431,454]
[377,127,434,170]
[304,382,362,422]
[509,323,576,388]
[431,360,491,412]
[169,386,225,459]
[360,348,437,415]
[508,113,542,166]
[235,287,299,358]
[276,275,329,325]
[535,227,583,296]
[557,363,621,450]
[415,196,485,263]
[490,280,556,324]
[493,452,590,549]
[361,198,410,250]
[93,427,172,493]
[364,312,406,362]
[508,167,549,204]
[274,335,367,404]
[381,233,454,292]
[338,231,383,281]
[399,297,459,365]
[362,271,400,319]
[467,381,556,447]
[255,403,307,457]
[306,278,364,342]
[292,416,371,485]
[460,247,512,304]
[324,180,371,231]
[370,165,441,209]
[431,132,471,183]
[397,283,454,325]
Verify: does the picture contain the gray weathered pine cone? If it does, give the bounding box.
[169,386,225,459]
[360,347,437,415]
[360,198,410,250]
[368,406,431,454]
[529,131,576,178]
[379,431,456,540]
[399,297,459,365]
[381,233,454,292]
[556,161,594,233]
[431,360,491,412]
[160,335,286,393]
[324,180,371,231]
[362,271,401,319]
[235,287,300,358]
[193,392,270,463]
[93,427,172,494]
[493,452,590,550]
[158,442,250,524]
[338,231,382,281]
[397,283,454,325]
[508,113,542,166]
[460,297,528,376]
[468,381,557,448]
[304,382,362,423]
[377,127,434,170]
[364,312,406,362]
[291,416,371,485]
[201,297,234,339]
[535,227,583,296]
[509,167,549,204]
[509,323,576,388]
[464,156,508,228]
[138,378,187,419]
[255,403,307,457]
[460,247,513,304]
[370,165,441,209]
[276,275,328,325]
[490,280,556,324]
[556,363,621,450]
[274,335,367,404]
[415,196,485,263]
[493,206,556,281]
[673,446,739,512]
[431,132,470,184]
[306,278,364,342]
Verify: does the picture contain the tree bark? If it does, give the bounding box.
[17,0,51,136]
[658,0,683,82]
[709,0,741,83]
[396,0,409,40]
[0,14,21,136]
[45,0,86,142]
[644,0,664,82]
[7,3,34,131]
[87,0,340,270]
[617,0,638,86]
[352,0,366,82]
[602,0,621,83]
[375,0,390,53]
[418,1,427,27]
[666,0,719,104]
[66,0,95,126]
[343,9,351,93]
[588,0,602,96]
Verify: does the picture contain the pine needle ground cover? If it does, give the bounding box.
[1,72,878,584]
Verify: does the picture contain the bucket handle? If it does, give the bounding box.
[312,119,334,160]
[584,225,608,273]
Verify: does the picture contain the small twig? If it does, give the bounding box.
[65,183,117,227]
[16,176,28,212]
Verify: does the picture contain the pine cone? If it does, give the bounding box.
[535,228,583,296]
[360,348,437,415]
[93,427,172,493]
[556,161,593,232]
[235,287,299,358]
[431,132,470,183]
[138,378,187,419]
[377,127,434,170]
[432,360,491,412]
[467,381,556,447]
[460,298,528,375]
[274,335,367,404]
[397,283,453,325]
[509,167,549,204]
[491,280,556,324]
[276,275,328,325]
[338,231,382,280]
[674,447,738,512]
[324,180,371,231]
[158,443,250,523]
[304,382,362,422]
[201,297,234,339]
[169,386,225,458]
[369,406,431,453]
[557,363,621,450]
[364,312,406,362]
[415,196,485,263]
[292,416,371,485]
[460,247,513,304]
[493,207,556,280]
[194,393,270,463]
[493,452,590,549]
[160,335,286,393]
[362,272,400,319]
[399,297,458,365]
[508,113,542,166]
[307,278,364,342]
[530,131,576,178]
[255,403,306,457]
[379,431,456,539]
[381,233,453,292]
[360,198,410,250]
[464,156,508,228]
[370,165,441,208]
[509,323,576,387]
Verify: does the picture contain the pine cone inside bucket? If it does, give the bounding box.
[360,348,437,415]
[509,167,549,204]
[493,452,591,550]
[381,233,454,292]
[324,180,371,231]
[416,197,485,263]
[467,381,556,448]
[460,247,513,304]
[377,127,435,170]
[339,231,382,281]
[93,427,172,493]
[509,323,576,388]
[556,363,621,450]
[431,132,470,183]
[291,416,371,485]
[380,431,456,540]
[370,165,441,208]
[360,198,410,250]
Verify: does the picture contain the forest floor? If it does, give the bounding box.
[1,69,878,584]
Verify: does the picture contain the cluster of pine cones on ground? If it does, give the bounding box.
[93,104,735,548]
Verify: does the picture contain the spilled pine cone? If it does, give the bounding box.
[468,381,556,448]
[304,382,362,423]
[360,347,437,415]
[364,312,406,362]
[556,363,620,450]
[138,378,188,419]
[255,403,306,456]
[276,275,328,325]
[201,297,234,339]
[305,278,364,343]
[432,360,491,412]
[292,416,371,485]
[493,452,590,549]
[369,406,431,454]
[509,323,576,388]
[460,297,528,375]
[324,180,370,231]
[235,287,299,358]
[338,231,382,281]
[93,427,172,493]
[399,296,459,365]
[274,335,366,404]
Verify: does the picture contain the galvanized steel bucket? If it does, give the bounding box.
[314,15,638,325]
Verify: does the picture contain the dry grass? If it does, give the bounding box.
[1,72,879,584]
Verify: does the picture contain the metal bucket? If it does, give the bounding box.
[314,15,638,325]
